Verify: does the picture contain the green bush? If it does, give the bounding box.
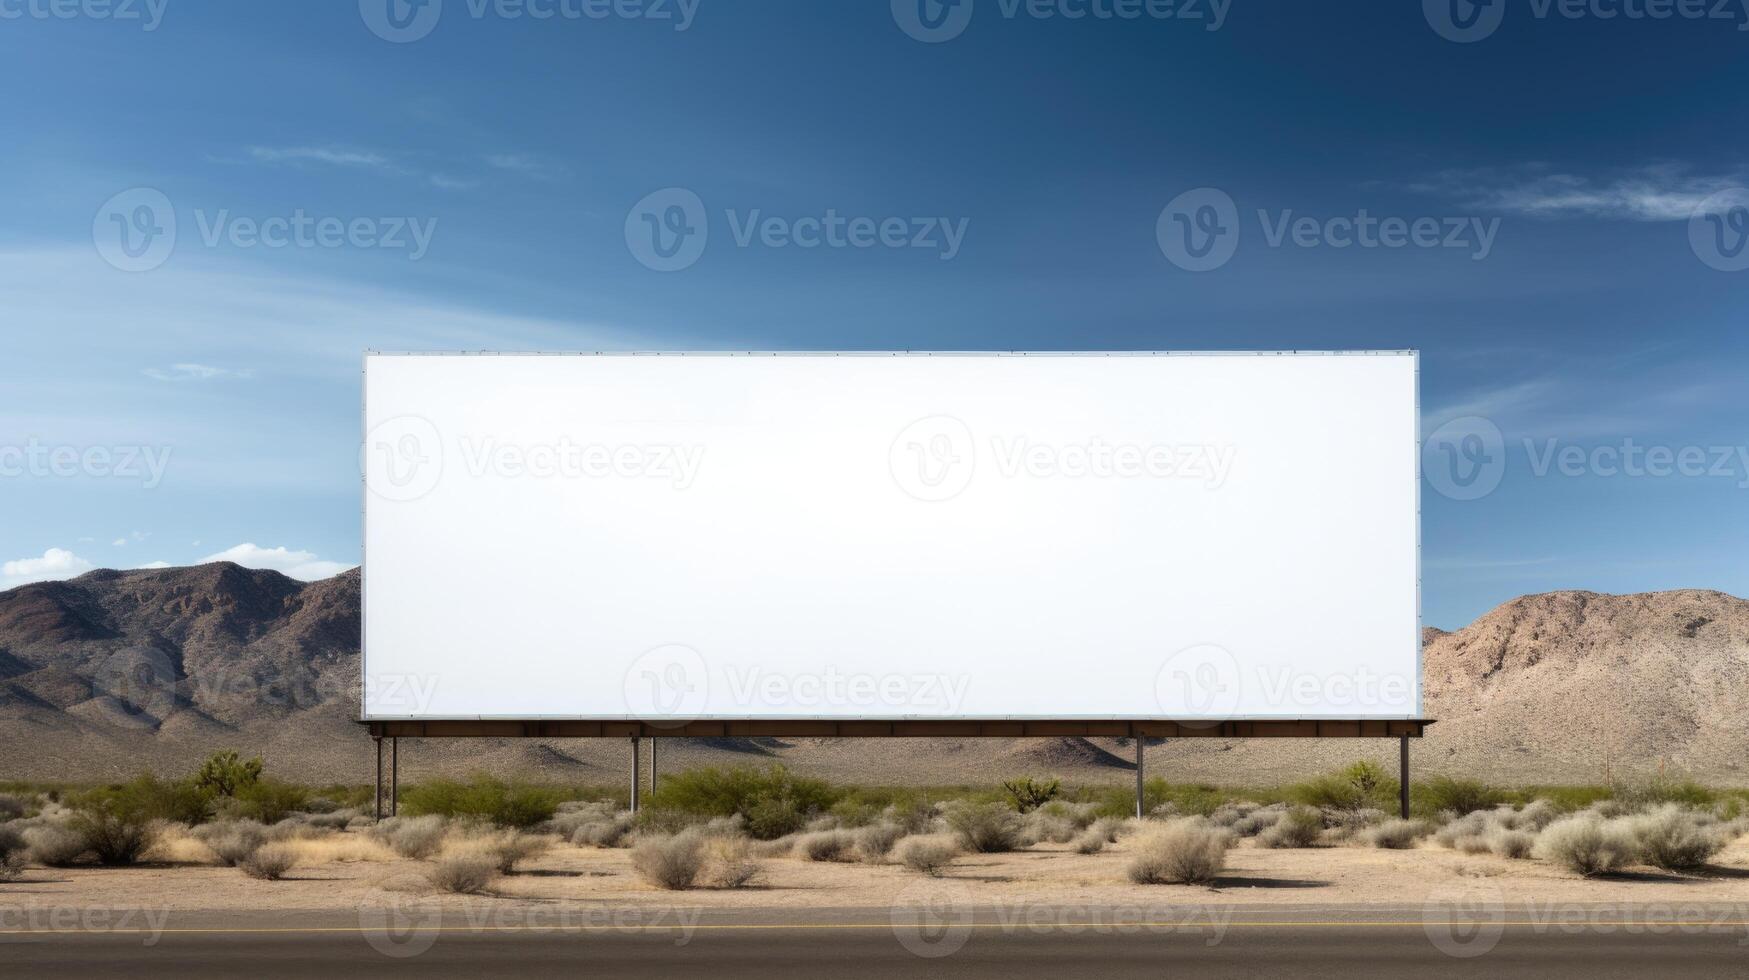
[231,780,309,824]
[67,786,156,865]
[400,775,564,828]
[1412,776,1504,817]
[1289,762,1398,812]
[1001,776,1061,813]
[643,766,839,841]
[943,802,1023,853]
[194,751,263,797]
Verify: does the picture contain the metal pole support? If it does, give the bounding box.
[373,736,384,821]
[1399,734,1411,819]
[630,737,642,813]
[390,737,399,817]
[1134,737,1145,819]
[650,737,658,796]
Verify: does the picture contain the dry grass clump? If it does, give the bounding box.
[1626,805,1728,871]
[894,835,959,877]
[238,843,297,881]
[1071,829,1106,854]
[570,812,636,849]
[22,824,88,866]
[427,853,497,894]
[1022,810,1079,845]
[749,834,801,859]
[0,825,25,881]
[1362,819,1429,849]
[193,820,269,866]
[943,802,1023,854]
[796,829,857,862]
[1126,820,1232,885]
[1534,814,1639,877]
[469,830,551,874]
[371,815,448,860]
[278,833,397,864]
[1318,808,1385,845]
[852,822,906,863]
[1486,828,1536,859]
[699,836,762,888]
[1256,806,1322,849]
[631,831,706,890]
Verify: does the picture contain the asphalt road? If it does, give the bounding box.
[5,906,1749,978]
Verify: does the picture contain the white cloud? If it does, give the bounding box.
[485,153,567,179]
[200,543,352,581]
[144,363,254,382]
[1,548,95,589]
[246,146,394,170]
[1414,164,1749,221]
[137,560,171,570]
[112,538,127,547]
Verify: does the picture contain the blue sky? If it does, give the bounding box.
[2,1,1747,628]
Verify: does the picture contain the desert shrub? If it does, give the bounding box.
[1535,814,1639,876]
[1022,810,1078,845]
[302,809,358,830]
[400,775,563,829]
[23,824,88,866]
[1414,777,1504,818]
[1614,778,1714,812]
[1072,829,1106,854]
[238,843,296,881]
[749,834,800,859]
[371,815,448,860]
[428,853,496,894]
[572,812,637,848]
[894,836,959,876]
[644,765,838,841]
[1487,828,1536,859]
[1127,821,1231,885]
[853,822,906,863]
[1256,806,1322,849]
[631,831,705,890]
[193,820,268,866]
[66,786,157,865]
[1290,762,1396,812]
[194,751,264,798]
[943,802,1024,853]
[546,801,619,837]
[0,795,28,820]
[1456,834,1494,855]
[0,825,25,880]
[1434,810,1492,849]
[1001,777,1061,813]
[1628,805,1727,871]
[478,830,550,874]
[1363,819,1427,849]
[229,781,309,825]
[1512,800,1560,831]
[1087,816,1127,842]
[795,829,856,862]
[700,836,761,888]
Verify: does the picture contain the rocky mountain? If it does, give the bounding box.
[0,565,1744,786]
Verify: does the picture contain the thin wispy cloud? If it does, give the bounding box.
[485,153,568,179]
[245,145,396,170]
[1414,164,1749,221]
[144,363,254,382]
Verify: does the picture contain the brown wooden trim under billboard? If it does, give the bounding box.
[360,719,1433,739]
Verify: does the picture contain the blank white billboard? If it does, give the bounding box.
[362,352,1419,722]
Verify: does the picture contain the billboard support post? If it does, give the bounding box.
[1134,738,1145,818]
[650,737,658,795]
[630,737,642,812]
[390,737,399,817]
[372,736,383,821]
[1399,735,1411,819]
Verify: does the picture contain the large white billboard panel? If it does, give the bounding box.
[362,352,1419,721]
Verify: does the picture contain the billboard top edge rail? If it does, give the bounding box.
[363,349,1418,358]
